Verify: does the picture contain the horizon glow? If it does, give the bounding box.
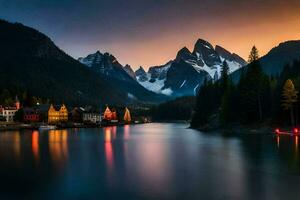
[1,0,300,70]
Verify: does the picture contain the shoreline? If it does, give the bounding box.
[0,121,147,132]
[189,123,276,135]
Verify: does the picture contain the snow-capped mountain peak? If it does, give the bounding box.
[78,51,135,82]
[136,38,247,97]
[78,50,103,67]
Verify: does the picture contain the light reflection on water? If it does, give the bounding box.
[104,127,114,183]
[0,132,21,163]
[48,130,68,169]
[0,124,299,199]
[32,131,39,164]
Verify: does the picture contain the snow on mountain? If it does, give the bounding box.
[78,51,169,103]
[136,61,173,95]
[78,51,102,67]
[78,51,135,82]
[135,66,147,82]
[135,39,247,97]
[78,40,246,98]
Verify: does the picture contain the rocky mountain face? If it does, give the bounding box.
[78,51,135,82]
[135,66,148,82]
[136,39,247,97]
[0,19,167,105]
[123,64,136,80]
[78,51,168,102]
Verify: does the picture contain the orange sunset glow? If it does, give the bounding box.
[97,11,300,69]
[2,0,300,69]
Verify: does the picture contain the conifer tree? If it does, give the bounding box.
[248,46,259,63]
[220,82,235,124]
[238,48,268,122]
[220,60,229,92]
[282,79,298,126]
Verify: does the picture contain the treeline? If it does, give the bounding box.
[191,46,300,128]
[150,96,195,121]
[0,88,46,107]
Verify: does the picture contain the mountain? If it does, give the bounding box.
[0,19,167,105]
[78,51,168,103]
[135,66,148,81]
[260,40,300,75]
[231,40,300,82]
[136,39,246,96]
[78,51,135,82]
[123,64,136,80]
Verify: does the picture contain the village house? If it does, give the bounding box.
[123,107,131,123]
[23,108,40,122]
[48,104,68,124]
[103,106,118,122]
[0,106,18,122]
[83,112,102,124]
[0,97,20,122]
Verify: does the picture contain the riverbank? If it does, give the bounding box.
[152,120,190,123]
[0,121,147,131]
[190,122,275,135]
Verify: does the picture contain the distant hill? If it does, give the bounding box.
[0,19,167,105]
[260,40,300,75]
[231,40,300,82]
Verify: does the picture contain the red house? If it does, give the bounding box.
[23,108,40,122]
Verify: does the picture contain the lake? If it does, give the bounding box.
[0,123,299,199]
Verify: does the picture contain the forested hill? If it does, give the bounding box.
[231,40,300,83]
[191,45,300,130]
[0,19,167,106]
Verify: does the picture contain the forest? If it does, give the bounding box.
[191,47,300,130]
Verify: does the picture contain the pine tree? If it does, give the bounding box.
[220,60,229,92]
[282,79,298,126]
[248,46,259,63]
[238,59,268,122]
[220,82,235,124]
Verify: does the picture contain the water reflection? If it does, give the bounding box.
[276,135,280,148]
[104,127,114,163]
[296,136,299,151]
[48,130,68,169]
[104,127,114,183]
[32,131,39,163]
[112,126,117,139]
[0,132,21,163]
[133,142,171,195]
[273,135,300,171]
[1,124,300,199]
[124,125,130,140]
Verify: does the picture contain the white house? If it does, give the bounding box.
[83,112,102,124]
[0,106,18,122]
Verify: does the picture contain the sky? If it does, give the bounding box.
[1,0,300,70]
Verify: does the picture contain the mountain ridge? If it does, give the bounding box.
[136,39,247,97]
[231,40,300,82]
[0,19,168,105]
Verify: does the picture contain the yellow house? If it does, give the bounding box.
[123,107,131,123]
[48,104,68,124]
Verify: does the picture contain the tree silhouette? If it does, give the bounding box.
[248,46,259,63]
[282,79,298,126]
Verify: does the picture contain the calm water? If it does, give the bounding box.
[0,123,300,200]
